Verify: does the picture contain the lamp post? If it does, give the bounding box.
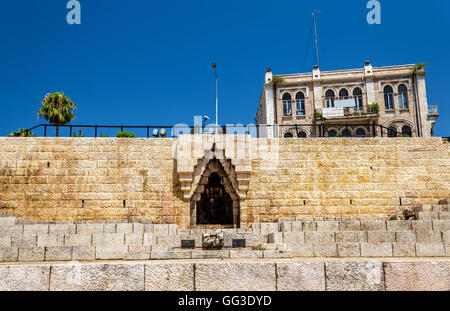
[212,62,218,130]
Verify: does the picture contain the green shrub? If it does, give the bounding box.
[116,130,136,138]
[100,133,109,137]
[367,102,380,114]
[72,132,85,137]
[8,128,36,137]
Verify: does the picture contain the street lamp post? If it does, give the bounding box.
[212,62,218,129]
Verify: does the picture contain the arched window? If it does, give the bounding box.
[328,130,338,137]
[341,129,352,137]
[353,88,363,111]
[388,126,397,137]
[384,86,394,110]
[282,93,292,116]
[398,84,409,109]
[297,131,307,138]
[325,89,335,108]
[295,92,305,116]
[284,132,294,138]
[356,128,366,138]
[402,125,412,137]
[339,88,349,99]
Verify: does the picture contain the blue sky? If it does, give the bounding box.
[0,0,448,137]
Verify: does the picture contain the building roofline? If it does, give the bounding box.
[275,64,416,77]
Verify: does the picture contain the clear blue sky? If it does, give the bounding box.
[0,0,448,137]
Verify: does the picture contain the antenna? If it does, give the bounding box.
[312,10,321,68]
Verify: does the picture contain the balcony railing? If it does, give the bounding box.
[428,105,438,115]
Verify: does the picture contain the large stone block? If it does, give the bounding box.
[125,234,143,246]
[395,231,416,243]
[0,226,23,235]
[325,261,385,291]
[0,217,16,226]
[153,224,169,236]
[276,262,326,291]
[339,219,361,231]
[23,224,49,235]
[432,220,450,231]
[0,247,18,262]
[0,265,50,291]
[11,235,37,247]
[313,243,337,257]
[19,247,45,262]
[50,263,144,291]
[116,223,133,234]
[260,223,279,234]
[268,232,283,243]
[392,243,416,257]
[335,231,367,242]
[37,234,64,247]
[412,220,433,231]
[360,243,393,257]
[229,250,263,259]
[305,232,334,244]
[0,236,11,247]
[49,224,76,235]
[316,221,339,232]
[282,232,305,244]
[95,245,126,260]
[72,246,95,261]
[76,224,104,235]
[92,234,124,246]
[361,219,386,231]
[384,261,450,291]
[64,234,92,246]
[386,220,411,231]
[195,262,276,291]
[416,243,445,257]
[145,263,194,291]
[416,231,442,243]
[290,243,314,257]
[367,231,395,243]
[337,243,361,257]
[45,247,73,261]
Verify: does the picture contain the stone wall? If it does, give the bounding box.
[0,259,449,291]
[0,137,449,228]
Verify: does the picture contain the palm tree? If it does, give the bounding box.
[38,92,76,137]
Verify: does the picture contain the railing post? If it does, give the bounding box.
[372,122,376,137]
[121,126,124,132]
[380,125,384,137]
[95,126,97,138]
[295,124,298,138]
[70,125,73,137]
[345,124,349,137]
[44,124,47,137]
[147,126,149,138]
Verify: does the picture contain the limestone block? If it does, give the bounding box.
[76,224,104,235]
[276,262,326,291]
[337,243,361,257]
[0,236,11,247]
[313,243,337,257]
[125,234,143,246]
[0,226,23,235]
[64,234,92,246]
[195,262,276,291]
[143,224,154,233]
[395,231,416,242]
[412,220,433,231]
[302,221,317,231]
[229,250,263,259]
[153,224,169,236]
[133,223,144,233]
[49,224,76,235]
[432,220,450,231]
[143,233,155,245]
[361,219,386,231]
[317,221,339,231]
[251,223,260,234]
[418,212,439,220]
[23,224,49,235]
[360,243,393,257]
[260,223,279,234]
[335,231,367,242]
[19,247,45,262]
[280,222,291,232]
[0,217,16,226]
[12,235,37,247]
[439,212,450,220]
[103,223,116,234]
[116,223,133,234]
[0,265,50,291]
[291,243,314,257]
[45,247,73,261]
[325,261,385,291]
[268,232,283,243]
[168,224,178,236]
[263,250,291,259]
[93,234,124,246]
[416,231,442,243]
[443,231,450,242]
[386,220,412,231]
[305,232,334,244]
[367,231,395,243]
[156,235,181,247]
[283,232,305,244]
[145,262,194,291]
[392,243,416,257]
[95,245,126,260]
[291,221,303,231]
[339,219,361,231]
[72,246,95,261]
[416,243,445,257]
[446,244,450,256]
[384,261,450,291]
[151,251,191,260]
[50,263,144,291]
[37,234,65,247]
[0,247,18,262]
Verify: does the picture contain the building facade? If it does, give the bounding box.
[256,62,439,138]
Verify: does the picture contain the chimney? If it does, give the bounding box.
[364,60,373,76]
[313,65,320,80]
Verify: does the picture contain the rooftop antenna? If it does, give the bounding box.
[312,10,322,68]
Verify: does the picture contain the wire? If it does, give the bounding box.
[301,19,315,73]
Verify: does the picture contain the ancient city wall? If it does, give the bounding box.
[0,137,449,228]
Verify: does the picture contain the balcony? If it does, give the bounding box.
[428,105,438,116]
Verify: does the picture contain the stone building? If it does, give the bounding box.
[256,62,439,138]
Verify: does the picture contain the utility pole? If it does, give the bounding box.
[312,10,321,68]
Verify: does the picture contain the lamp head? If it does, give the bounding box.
[212,62,216,69]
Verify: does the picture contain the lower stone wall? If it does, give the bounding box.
[0,259,449,291]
